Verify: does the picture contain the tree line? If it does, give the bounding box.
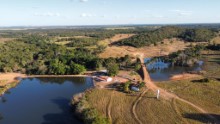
[116,26,216,48]
[0,35,132,75]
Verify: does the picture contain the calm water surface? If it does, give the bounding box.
[0,77,93,124]
[145,58,203,81]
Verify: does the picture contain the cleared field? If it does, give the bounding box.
[105,27,136,30]
[157,52,220,120]
[99,38,189,58]
[202,50,220,78]
[211,36,220,44]
[157,79,220,119]
[54,41,72,45]
[86,88,213,124]
[0,38,14,43]
[52,36,92,45]
[0,73,26,86]
[98,34,135,46]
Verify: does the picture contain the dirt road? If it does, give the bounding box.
[138,56,220,124]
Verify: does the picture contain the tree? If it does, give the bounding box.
[69,62,86,75]
[123,55,132,67]
[139,82,145,89]
[134,62,141,71]
[106,61,119,76]
[124,81,131,92]
[48,59,66,75]
[180,29,215,42]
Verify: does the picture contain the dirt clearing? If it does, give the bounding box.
[99,38,190,58]
[0,73,26,86]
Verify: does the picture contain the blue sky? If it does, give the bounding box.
[0,0,220,26]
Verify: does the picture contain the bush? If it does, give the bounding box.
[69,62,86,75]
[124,81,131,92]
[106,61,119,76]
[73,95,110,124]
[180,29,215,42]
[139,82,145,89]
[134,62,141,71]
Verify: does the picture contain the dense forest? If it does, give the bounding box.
[0,36,126,75]
[162,45,205,66]
[116,26,216,47]
[0,26,219,75]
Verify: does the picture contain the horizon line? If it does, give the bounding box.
[1,22,220,28]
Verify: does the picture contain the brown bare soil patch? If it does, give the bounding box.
[99,38,189,58]
[98,34,135,46]
[0,38,15,43]
[0,73,26,86]
[212,36,220,44]
[170,73,202,81]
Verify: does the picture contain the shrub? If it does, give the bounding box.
[139,82,145,89]
[124,81,131,92]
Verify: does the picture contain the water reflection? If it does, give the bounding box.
[0,77,92,124]
[145,58,203,81]
[36,77,87,85]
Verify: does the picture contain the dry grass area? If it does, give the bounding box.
[53,36,92,45]
[99,38,190,58]
[105,27,136,30]
[202,51,220,79]
[157,52,220,118]
[86,88,212,124]
[0,38,15,43]
[211,36,220,44]
[170,73,202,81]
[54,41,71,45]
[98,34,135,46]
[0,73,24,95]
[157,79,220,118]
[55,36,92,40]
[0,73,26,86]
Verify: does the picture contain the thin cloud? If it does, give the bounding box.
[80,13,96,17]
[170,10,193,16]
[32,6,40,9]
[80,0,88,2]
[34,12,61,17]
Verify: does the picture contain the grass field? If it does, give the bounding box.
[157,51,220,121]
[85,88,214,124]
[85,50,220,124]
[157,79,220,115]
[99,38,189,58]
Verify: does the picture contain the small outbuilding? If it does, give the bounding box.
[131,86,140,92]
[95,76,113,83]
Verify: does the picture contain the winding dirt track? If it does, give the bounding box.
[132,89,148,124]
[107,91,114,123]
[138,56,220,124]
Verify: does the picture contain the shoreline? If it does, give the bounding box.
[0,73,93,85]
[27,74,92,78]
[0,73,94,95]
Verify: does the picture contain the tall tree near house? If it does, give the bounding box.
[106,61,119,76]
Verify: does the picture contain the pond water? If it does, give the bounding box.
[0,77,93,124]
[145,58,203,81]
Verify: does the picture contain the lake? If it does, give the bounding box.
[145,58,203,81]
[0,77,93,124]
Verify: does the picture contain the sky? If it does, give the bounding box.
[0,0,220,26]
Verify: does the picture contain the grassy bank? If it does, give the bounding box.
[79,88,214,124]
[0,81,18,95]
[157,79,220,115]
[71,90,110,124]
[157,51,220,121]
